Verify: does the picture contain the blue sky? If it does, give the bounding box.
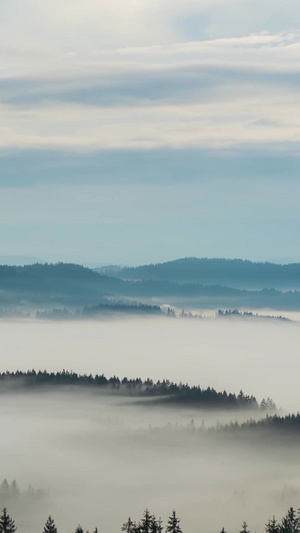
[1,0,300,265]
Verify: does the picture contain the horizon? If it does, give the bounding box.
[0,255,299,268]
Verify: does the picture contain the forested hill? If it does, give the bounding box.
[96,258,300,289]
[3,262,300,310]
[0,263,124,305]
[0,370,271,410]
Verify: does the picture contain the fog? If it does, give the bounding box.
[1,317,300,532]
[1,317,300,409]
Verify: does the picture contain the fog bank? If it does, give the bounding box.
[0,317,298,410]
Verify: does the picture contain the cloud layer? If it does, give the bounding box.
[1,0,300,152]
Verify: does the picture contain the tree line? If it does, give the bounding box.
[0,479,46,502]
[2,506,300,533]
[0,370,268,409]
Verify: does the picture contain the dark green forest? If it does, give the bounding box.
[0,370,266,410]
[2,505,300,533]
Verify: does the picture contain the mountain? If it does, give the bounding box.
[95,257,300,289]
[2,262,300,311]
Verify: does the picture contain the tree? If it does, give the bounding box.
[43,516,57,533]
[122,518,136,533]
[280,508,300,533]
[0,481,9,498]
[265,517,279,533]
[220,528,227,533]
[240,522,250,533]
[166,510,182,533]
[74,527,84,533]
[0,508,17,533]
[150,516,163,533]
[140,510,153,533]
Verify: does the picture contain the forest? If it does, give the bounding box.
[96,258,300,289]
[2,506,300,533]
[0,370,266,409]
[2,262,300,310]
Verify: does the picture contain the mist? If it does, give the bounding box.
[0,317,299,531]
[0,388,299,533]
[0,316,299,410]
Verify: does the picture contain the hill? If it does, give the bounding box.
[95,258,300,289]
[2,262,300,311]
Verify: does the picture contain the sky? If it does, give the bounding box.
[1,0,300,266]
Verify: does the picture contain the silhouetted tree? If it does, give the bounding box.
[74,527,84,533]
[122,518,136,533]
[265,517,279,533]
[166,511,182,533]
[280,508,300,533]
[43,516,57,533]
[0,508,16,533]
[0,481,9,498]
[140,510,153,533]
[150,516,163,533]
[240,522,250,533]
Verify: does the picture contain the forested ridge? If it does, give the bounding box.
[2,262,300,310]
[0,370,264,409]
[99,258,300,289]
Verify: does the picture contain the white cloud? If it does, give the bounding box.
[1,83,300,151]
[1,0,300,153]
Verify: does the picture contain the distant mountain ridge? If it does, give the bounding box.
[2,261,300,310]
[95,257,300,289]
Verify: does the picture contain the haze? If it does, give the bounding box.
[0,317,298,409]
[0,317,299,531]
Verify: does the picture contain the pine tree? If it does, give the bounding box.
[240,521,250,533]
[74,527,84,533]
[166,510,182,533]
[220,528,227,533]
[43,516,57,533]
[0,508,17,533]
[122,518,135,533]
[140,510,153,533]
[265,517,279,533]
[150,517,163,533]
[0,481,9,498]
[281,508,300,533]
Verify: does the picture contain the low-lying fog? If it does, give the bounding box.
[0,317,299,410]
[1,317,300,532]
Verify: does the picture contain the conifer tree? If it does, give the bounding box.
[0,508,17,533]
[265,517,279,533]
[280,507,300,533]
[0,481,9,498]
[74,527,84,533]
[220,528,227,533]
[43,516,57,533]
[122,518,136,533]
[166,510,182,533]
[240,521,250,533]
[151,516,163,533]
[140,510,153,533]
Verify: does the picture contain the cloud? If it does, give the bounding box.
[1,81,300,151]
[1,0,300,154]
